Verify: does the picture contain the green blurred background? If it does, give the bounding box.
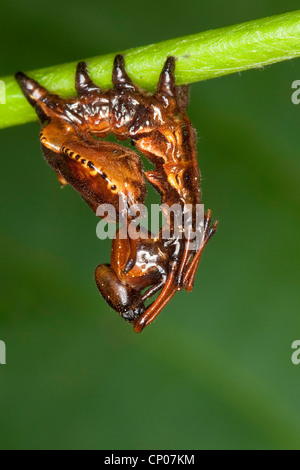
[0,0,300,450]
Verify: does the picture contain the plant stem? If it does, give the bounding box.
[1,10,300,129]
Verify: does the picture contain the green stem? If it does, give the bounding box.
[1,10,300,130]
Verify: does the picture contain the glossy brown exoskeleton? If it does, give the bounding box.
[16,55,218,332]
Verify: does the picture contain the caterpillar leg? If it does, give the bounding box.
[133,261,177,333]
[183,210,218,292]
